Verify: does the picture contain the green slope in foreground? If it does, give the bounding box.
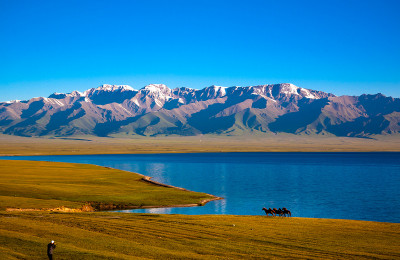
[0,160,215,211]
[0,160,399,259]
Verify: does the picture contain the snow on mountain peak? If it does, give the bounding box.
[278,83,319,99]
[203,85,227,97]
[140,84,173,100]
[142,84,170,92]
[280,83,299,95]
[96,84,135,92]
[83,84,136,98]
[214,86,227,96]
[70,90,84,97]
[4,100,21,104]
[210,85,226,90]
[48,90,83,99]
[299,88,317,99]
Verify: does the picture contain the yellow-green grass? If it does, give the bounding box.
[1,134,400,156]
[0,211,399,259]
[0,160,215,211]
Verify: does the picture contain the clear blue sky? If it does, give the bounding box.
[1,0,399,101]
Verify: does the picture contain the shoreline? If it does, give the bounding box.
[140,175,224,207]
[2,149,400,157]
[2,150,400,157]
[5,207,399,224]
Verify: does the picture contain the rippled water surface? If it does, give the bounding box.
[2,152,400,222]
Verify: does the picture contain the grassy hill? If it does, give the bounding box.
[0,160,216,211]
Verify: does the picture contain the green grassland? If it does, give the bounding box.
[1,158,400,259]
[0,160,216,211]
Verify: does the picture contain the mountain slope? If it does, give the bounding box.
[0,83,399,137]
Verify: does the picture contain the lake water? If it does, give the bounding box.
[2,152,400,223]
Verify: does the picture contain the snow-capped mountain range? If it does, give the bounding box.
[1,83,399,137]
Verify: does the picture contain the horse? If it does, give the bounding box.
[262,207,275,216]
[282,207,291,217]
[273,208,283,216]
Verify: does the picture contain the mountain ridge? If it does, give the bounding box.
[1,83,399,138]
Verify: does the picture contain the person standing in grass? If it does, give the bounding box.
[47,240,56,260]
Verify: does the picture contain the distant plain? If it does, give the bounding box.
[1,134,400,156]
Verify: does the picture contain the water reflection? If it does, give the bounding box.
[213,198,227,214]
[145,163,168,184]
[145,208,172,214]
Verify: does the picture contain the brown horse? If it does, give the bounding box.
[273,208,283,216]
[262,207,275,216]
[282,207,291,217]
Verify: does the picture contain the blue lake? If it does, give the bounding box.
[2,152,400,223]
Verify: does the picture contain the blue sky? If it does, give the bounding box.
[1,0,399,101]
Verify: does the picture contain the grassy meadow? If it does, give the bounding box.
[1,211,399,259]
[0,160,216,211]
